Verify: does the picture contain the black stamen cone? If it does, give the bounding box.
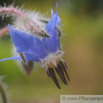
[56,64,68,85]
[60,61,70,81]
[55,66,67,85]
[48,68,61,89]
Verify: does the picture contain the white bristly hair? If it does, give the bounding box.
[0,4,50,39]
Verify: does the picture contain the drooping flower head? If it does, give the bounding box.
[0,3,70,89]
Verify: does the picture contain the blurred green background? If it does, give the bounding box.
[1,0,103,103]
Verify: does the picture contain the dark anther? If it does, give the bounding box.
[48,68,61,89]
[46,69,50,77]
[56,64,68,85]
[55,66,67,85]
[59,61,70,81]
[63,61,68,69]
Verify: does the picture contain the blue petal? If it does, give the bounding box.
[56,3,58,16]
[29,37,48,59]
[42,37,50,53]
[8,24,34,53]
[0,55,22,62]
[23,53,40,62]
[51,3,61,27]
[43,4,62,53]
[45,13,57,36]
[57,16,61,27]
[51,9,55,18]
[56,3,61,27]
[8,25,48,59]
[44,14,58,53]
[42,3,61,53]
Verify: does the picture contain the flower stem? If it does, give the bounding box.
[0,26,9,37]
[0,7,24,17]
[0,79,8,103]
[0,6,49,38]
[0,7,41,35]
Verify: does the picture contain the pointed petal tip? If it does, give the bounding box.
[8,24,14,30]
[0,55,22,62]
[0,59,4,62]
[8,24,16,36]
[45,13,58,36]
[51,9,53,12]
[8,24,10,26]
[51,9,55,17]
[56,2,58,14]
[51,9,54,18]
[56,2,58,8]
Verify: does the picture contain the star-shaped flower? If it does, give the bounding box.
[0,3,70,89]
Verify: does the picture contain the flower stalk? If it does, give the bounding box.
[0,77,8,103]
[0,6,49,38]
[0,7,24,17]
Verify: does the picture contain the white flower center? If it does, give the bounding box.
[40,50,65,68]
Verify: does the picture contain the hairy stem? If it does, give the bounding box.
[0,7,49,37]
[0,7,24,17]
[0,79,8,103]
[0,26,9,37]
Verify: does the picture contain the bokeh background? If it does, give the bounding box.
[1,0,103,103]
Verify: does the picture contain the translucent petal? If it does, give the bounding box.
[0,55,22,62]
[23,53,40,62]
[8,24,34,53]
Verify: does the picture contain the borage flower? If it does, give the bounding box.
[0,4,70,89]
